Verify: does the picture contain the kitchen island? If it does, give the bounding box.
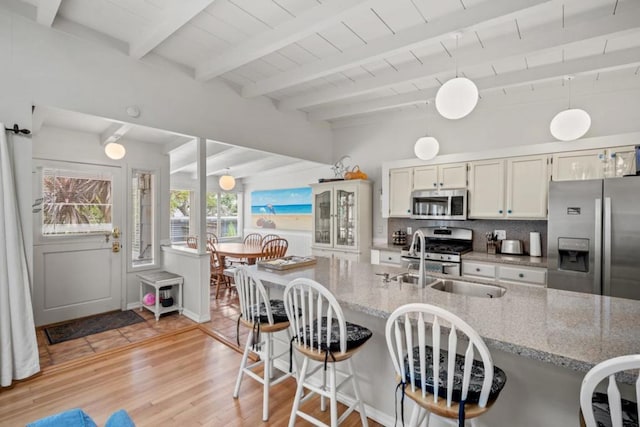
[250,256,640,427]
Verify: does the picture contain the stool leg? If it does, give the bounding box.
[347,358,368,427]
[233,330,253,399]
[329,362,338,427]
[408,405,421,427]
[288,356,308,427]
[321,364,327,412]
[262,332,271,421]
[416,407,429,426]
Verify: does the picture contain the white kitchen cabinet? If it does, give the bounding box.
[468,159,505,218]
[552,146,637,181]
[469,155,548,219]
[389,167,412,217]
[311,179,372,262]
[462,260,546,286]
[371,249,402,266]
[413,162,467,190]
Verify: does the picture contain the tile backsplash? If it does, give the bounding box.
[388,218,548,256]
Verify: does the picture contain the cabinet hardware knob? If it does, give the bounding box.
[440,182,443,186]
[519,273,524,278]
[476,268,480,272]
[433,183,437,187]
[499,210,503,214]
[507,209,512,214]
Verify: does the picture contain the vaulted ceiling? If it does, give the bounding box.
[15,0,640,126]
[11,0,640,180]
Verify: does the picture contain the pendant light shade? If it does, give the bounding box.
[219,173,236,191]
[414,136,440,160]
[435,77,479,120]
[550,108,591,141]
[104,142,126,160]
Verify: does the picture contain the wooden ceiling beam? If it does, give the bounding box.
[195,0,372,81]
[129,0,216,59]
[100,122,133,145]
[36,0,61,27]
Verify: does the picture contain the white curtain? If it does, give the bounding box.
[0,124,39,387]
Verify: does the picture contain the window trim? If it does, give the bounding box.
[128,166,160,272]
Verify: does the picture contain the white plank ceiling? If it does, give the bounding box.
[13,0,640,175]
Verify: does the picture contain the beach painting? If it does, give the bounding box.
[250,187,312,231]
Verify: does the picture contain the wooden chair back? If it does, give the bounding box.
[284,278,347,354]
[207,232,218,245]
[261,238,288,260]
[207,241,224,273]
[261,234,279,245]
[580,354,640,427]
[234,266,276,326]
[385,303,495,409]
[186,236,197,249]
[243,233,262,246]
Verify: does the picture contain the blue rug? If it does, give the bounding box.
[44,310,145,345]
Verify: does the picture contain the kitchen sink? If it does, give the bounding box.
[395,273,438,286]
[429,280,506,298]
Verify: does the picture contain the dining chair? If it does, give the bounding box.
[244,233,263,246]
[233,266,295,421]
[261,238,288,260]
[207,232,218,245]
[186,236,197,249]
[385,303,507,427]
[579,354,640,427]
[261,233,279,245]
[284,278,371,427]
[208,241,230,299]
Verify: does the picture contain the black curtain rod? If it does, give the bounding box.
[4,124,31,135]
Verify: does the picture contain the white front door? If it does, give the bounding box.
[32,160,123,326]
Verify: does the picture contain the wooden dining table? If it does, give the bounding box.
[213,242,264,265]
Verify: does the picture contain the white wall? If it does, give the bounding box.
[333,82,640,241]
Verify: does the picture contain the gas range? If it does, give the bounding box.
[400,227,472,273]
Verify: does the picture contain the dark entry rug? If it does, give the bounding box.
[44,310,145,345]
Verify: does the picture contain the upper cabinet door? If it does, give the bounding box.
[552,149,605,181]
[413,165,438,190]
[389,168,412,217]
[439,162,467,189]
[313,188,333,247]
[506,155,549,219]
[469,159,505,218]
[333,184,358,249]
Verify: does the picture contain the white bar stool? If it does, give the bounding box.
[232,266,295,421]
[284,278,371,427]
[579,354,640,427]
[385,303,507,426]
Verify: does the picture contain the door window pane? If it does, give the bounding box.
[42,168,113,235]
[132,171,154,267]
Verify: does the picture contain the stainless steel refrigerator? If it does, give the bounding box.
[547,176,640,300]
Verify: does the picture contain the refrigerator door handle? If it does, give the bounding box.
[594,198,602,294]
[603,197,612,296]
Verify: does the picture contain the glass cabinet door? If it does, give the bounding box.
[314,189,332,245]
[334,187,356,248]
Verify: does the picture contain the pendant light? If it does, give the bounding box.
[104,142,126,160]
[550,75,591,141]
[414,101,440,160]
[435,33,479,120]
[219,168,235,191]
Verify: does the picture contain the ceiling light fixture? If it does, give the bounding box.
[104,142,126,160]
[550,75,591,141]
[219,169,235,191]
[414,101,440,160]
[435,33,479,120]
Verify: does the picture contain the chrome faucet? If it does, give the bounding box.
[410,229,427,287]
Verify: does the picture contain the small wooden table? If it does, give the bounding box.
[214,242,264,265]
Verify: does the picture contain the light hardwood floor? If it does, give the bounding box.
[1,326,383,427]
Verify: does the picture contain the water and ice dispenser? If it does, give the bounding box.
[557,238,589,272]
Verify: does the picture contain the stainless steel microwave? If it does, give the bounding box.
[410,189,467,220]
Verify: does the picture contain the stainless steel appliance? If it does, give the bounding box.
[410,189,467,220]
[400,227,472,276]
[547,177,640,300]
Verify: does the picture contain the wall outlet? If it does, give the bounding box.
[494,230,506,240]
[406,226,412,235]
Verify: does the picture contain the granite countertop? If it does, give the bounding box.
[463,251,548,268]
[250,256,640,379]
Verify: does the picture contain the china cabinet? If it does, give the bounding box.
[311,179,372,262]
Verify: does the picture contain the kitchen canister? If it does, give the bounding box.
[529,232,542,257]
